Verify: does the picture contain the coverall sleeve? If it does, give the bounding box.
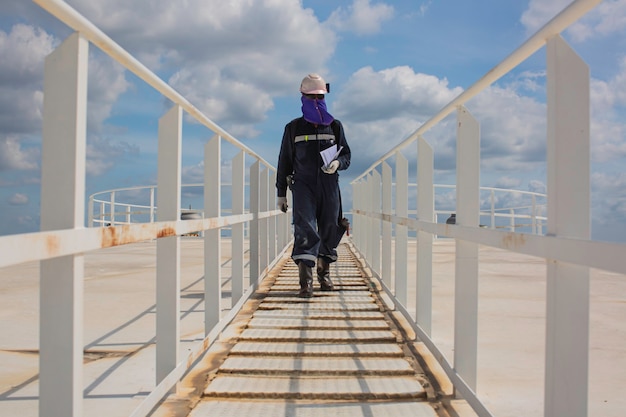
[276,122,294,198]
[333,120,351,171]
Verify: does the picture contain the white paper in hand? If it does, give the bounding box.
[320,145,343,168]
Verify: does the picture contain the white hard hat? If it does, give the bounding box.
[300,73,328,94]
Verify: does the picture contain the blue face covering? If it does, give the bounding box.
[301,96,334,126]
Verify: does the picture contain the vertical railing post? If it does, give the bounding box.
[454,105,480,393]
[532,194,537,234]
[371,170,382,275]
[357,181,364,250]
[150,186,155,223]
[99,201,105,226]
[545,35,590,417]
[395,152,408,305]
[362,178,369,259]
[490,189,495,229]
[269,170,277,261]
[39,31,88,417]
[231,151,245,304]
[110,191,116,225]
[260,167,269,273]
[356,180,364,256]
[249,161,260,284]
[366,174,374,265]
[204,135,221,333]
[156,104,182,385]
[381,162,392,288]
[417,137,433,335]
[88,195,94,227]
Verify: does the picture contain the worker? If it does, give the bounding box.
[276,73,351,297]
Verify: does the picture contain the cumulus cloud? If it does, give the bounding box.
[592,171,626,226]
[521,0,626,41]
[87,54,130,132]
[0,21,133,177]
[0,135,39,171]
[8,193,28,205]
[333,66,443,167]
[0,24,53,172]
[86,134,139,176]
[326,0,394,35]
[67,0,337,136]
[466,85,547,171]
[590,56,626,162]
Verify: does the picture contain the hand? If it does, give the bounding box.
[277,196,288,213]
[322,160,340,174]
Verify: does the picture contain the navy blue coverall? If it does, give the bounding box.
[276,117,351,267]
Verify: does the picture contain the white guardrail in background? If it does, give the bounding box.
[349,1,624,417]
[89,184,547,234]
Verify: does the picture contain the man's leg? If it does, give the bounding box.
[291,182,319,296]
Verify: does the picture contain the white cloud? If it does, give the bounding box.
[493,176,523,189]
[0,24,53,172]
[0,135,39,171]
[66,0,337,136]
[86,134,139,176]
[87,53,130,132]
[333,66,461,168]
[8,193,28,205]
[0,22,133,176]
[592,171,626,226]
[521,0,626,41]
[520,0,572,35]
[590,56,626,162]
[326,0,394,35]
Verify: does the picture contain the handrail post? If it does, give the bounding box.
[269,170,277,261]
[416,137,433,335]
[205,134,221,333]
[395,152,408,305]
[381,162,392,288]
[249,161,260,284]
[453,105,480,394]
[545,34,590,417]
[39,31,88,417]
[371,169,382,275]
[156,104,182,386]
[260,167,269,273]
[110,190,116,225]
[231,151,245,304]
[150,186,155,223]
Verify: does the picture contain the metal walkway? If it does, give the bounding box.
[182,242,441,417]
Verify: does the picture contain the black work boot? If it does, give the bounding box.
[316,258,334,291]
[298,262,313,298]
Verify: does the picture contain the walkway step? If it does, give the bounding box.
[189,243,438,417]
[239,328,398,342]
[190,400,438,417]
[203,375,426,400]
[249,310,384,319]
[247,317,390,330]
[228,341,405,357]
[219,356,416,375]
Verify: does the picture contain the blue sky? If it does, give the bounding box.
[1,0,625,242]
